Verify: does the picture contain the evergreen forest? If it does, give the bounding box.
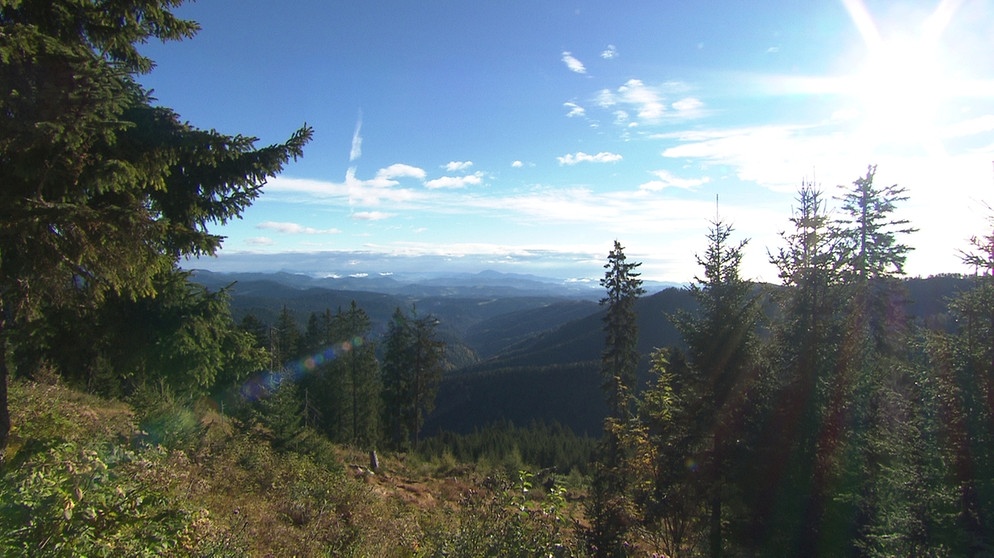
[3,1,994,556]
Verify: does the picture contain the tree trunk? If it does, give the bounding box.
[0,328,10,462]
[710,429,723,558]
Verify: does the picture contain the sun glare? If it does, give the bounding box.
[857,36,946,144]
[842,0,958,154]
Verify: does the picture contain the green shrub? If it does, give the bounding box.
[0,441,239,557]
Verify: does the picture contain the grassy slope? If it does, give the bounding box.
[1,380,586,557]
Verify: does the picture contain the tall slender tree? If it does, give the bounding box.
[827,166,921,555]
[589,240,646,556]
[326,301,379,447]
[381,306,445,449]
[929,210,994,553]
[0,0,312,455]
[382,308,414,448]
[674,218,761,558]
[600,240,646,420]
[762,182,846,553]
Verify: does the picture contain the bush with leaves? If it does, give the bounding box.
[0,442,239,557]
[419,469,583,557]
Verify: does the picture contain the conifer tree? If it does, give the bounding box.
[827,166,921,555]
[929,210,994,553]
[30,268,268,397]
[382,308,414,448]
[600,240,646,420]
[0,0,312,454]
[340,301,380,447]
[763,182,846,553]
[408,312,445,447]
[272,306,302,369]
[381,306,445,449]
[673,218,761,558]
[310,302,380,446]
[588,240,645,556]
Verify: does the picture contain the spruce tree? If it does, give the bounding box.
[409,312,445,447]
[588,240,645,556]
[600,240,646,421]
[0,0,312,454]
[382,308,414,448]
[310,302,380,446]
[764,182,847,553]
[381,306,445,449]
[933,210,994,552]
[673,218,761,558]
[272,306,302,370]
[828,166,921,555]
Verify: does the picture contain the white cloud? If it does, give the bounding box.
[617,79,666,120]
[444,160,474,172]
[257,221,341,235]
[265,173,422,206]
[564,101,586,117]
[352,211,392,221]
[672,97,704,113]
[361,164,428,188]
[595,80,705,126]
[349,111,363,162]
[557,151,623,165]
[425,172,484,189]
[601,44,618,59]
[942,114,994,138]
[561,51,586,74]
[511,160,524,168]
[376,163,426,181]
[245,237,275,246]
[596,88,616,108]
[638,170,710,191]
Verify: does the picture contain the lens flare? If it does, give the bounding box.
[237,337,366,401]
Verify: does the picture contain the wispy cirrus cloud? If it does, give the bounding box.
[557,151,622,165]
[425,172,484,189]
[658,124,858,191]
[257,221,342,235]
[265,171,423,206]
[245,237,275,246]
[672,97,704,114]
[561,51,586,74]
[444,161,474,172]
[349,110,363,162]
[564,101,586,117]
[352,211,392,221]
[638,169,710,191]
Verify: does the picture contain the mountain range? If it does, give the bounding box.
[190,269,974,436]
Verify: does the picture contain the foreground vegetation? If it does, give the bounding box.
[1,379,589,557]
[4,1,994,556]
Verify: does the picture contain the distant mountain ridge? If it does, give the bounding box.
[189,268,681,300]
[190,270,976,437]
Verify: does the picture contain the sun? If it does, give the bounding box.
[857,36,947,144]
[842,0,958,154]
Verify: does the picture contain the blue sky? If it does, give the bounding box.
[138,0,994,282]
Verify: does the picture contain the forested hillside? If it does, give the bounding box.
[4,1,994,556]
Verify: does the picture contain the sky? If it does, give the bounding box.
[137,0,994,283]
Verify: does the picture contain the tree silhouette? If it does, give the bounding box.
[0,0,311,455]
